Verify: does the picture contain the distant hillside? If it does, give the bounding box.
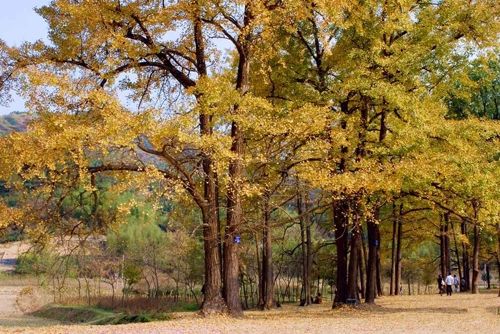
[0,112,30,135]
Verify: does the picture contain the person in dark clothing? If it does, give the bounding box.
[437,274,444,295]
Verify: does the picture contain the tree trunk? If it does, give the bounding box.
[451,221,462,284]
[440,214,451,277]
[224,121,244,315]
[223,6,254,313]
[394,204,403,296]
[471,223,480,294]
[358,238,365,299]
[261,195,274,309]
[471,201,480,295]
[347,205,360,304]
[194,11,227,315]
[333,199,349,306]
[444,213,451,275]
[485,263,490,289]
[365,211,378,304]
[201,207,226,314]
[298,191,312,306]
[461,219,470,291]
[497,223,500,297]
[305,194,313,304]
[376,222,383,297]
[390,202,397,295]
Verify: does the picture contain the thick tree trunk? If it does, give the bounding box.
[390,202,397,295]
[224,120,244,315]
[200,208,226,314]
[195,11,227,315]
[394,204,403,295]
[333,199,349,306]
[222,6,255,313]
[365,211,378,304]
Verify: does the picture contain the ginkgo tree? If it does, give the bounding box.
[0,0,498,317]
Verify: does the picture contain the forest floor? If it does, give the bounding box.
[0,291,498,334]
[1,241,499,333]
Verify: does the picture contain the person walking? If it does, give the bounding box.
[437,274,444,295]
[453,274,459,292]
[445,272,454,296]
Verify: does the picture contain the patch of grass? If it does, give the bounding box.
[169,302,200,312]
[31,305,171,325]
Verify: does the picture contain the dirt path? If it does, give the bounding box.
[0,242,59,328]
[0,292,498,333]
[0,241,29,272]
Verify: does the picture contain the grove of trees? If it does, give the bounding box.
[0,0,498,317]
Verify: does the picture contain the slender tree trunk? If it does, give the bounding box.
[333,199,349,306]
[394,204,403,295]
[497,223,500,297]
[471,223,480,294]
[347,203,360,304]
[444,213,451,275]
[439,214,451,278]
[451,221,462,284]
[376,222,383,297]
[485,263,490,289]
[305,193,313,304]
[358,239,365,299]
[256,231,264,307]
[461,219,470,291]
[365,210,378,304]
[390,202,397,295]
[298,191,312,306]
[261,194,274,309]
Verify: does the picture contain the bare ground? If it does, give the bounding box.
[1,242,498,333]
[0,292,498,334]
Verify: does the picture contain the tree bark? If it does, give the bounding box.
[365,210,378,304]
[440,213,451,277]
[347,203,360,304]
[390,202,397,295]
[471,223,480,294]
[200,206,226,314]
[223,5,254,315]
[394,204,403,295]
[461,219,470,291]
[261,194,274,309]
[358,233,366,299]
[485,263,490,289]
[333,199,349,306]
[224,120,244,315]
[298,191,312,306]
[195,17,227,314]
[451,221,462,285]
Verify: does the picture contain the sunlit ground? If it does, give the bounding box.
[1,291,498,334]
